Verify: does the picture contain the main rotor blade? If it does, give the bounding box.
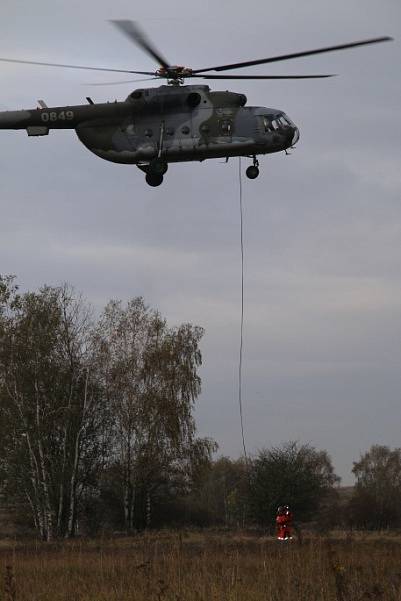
[87,77,158,86]
[0,56,154,75]
[192,74,336,79]
[193,36,393,73]
[110,20,170,70]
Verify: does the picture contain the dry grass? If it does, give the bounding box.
[1,531,401,600]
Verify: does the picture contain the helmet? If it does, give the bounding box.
[277,506,284,513]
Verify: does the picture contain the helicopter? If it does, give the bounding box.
[0,21,392,186]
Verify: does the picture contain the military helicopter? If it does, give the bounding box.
[0,21,392,186]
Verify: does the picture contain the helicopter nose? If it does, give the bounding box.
[292,126,300,145]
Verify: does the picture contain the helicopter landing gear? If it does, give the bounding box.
[149,158,168,176]
[246,165,259,179]
[139,158,168,186]
[145,172,164,187]
[246,157,259,179]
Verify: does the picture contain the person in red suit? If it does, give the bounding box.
[276,505,293,540]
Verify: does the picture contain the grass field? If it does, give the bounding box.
[1,531,401,600]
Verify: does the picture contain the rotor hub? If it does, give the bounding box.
[156,66,194,83]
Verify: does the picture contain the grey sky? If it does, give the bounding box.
[0,0,400,484]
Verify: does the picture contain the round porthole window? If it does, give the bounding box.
[166,127,174,136]
[181,126,190,135]
[144,129,153,137]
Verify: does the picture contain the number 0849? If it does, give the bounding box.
[41,111,74,122]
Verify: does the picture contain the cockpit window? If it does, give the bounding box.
[282,114,295,127]
[263,116,279,131]
[263,114,294,132]
[263,116,272,132]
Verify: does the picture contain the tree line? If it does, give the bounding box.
[0,276,214,540]
[182,443,401,533]
[0,276,399,539]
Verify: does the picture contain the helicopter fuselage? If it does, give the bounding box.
[0,84,299,180]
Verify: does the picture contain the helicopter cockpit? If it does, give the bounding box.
[261,112,299,145]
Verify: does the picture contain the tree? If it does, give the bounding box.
[349,445,401,529]
[0,277,111,540]
[94,297,213,531]
[185,457,250,527]
[250,441,340,527]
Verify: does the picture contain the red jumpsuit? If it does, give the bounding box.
[276,510,293,540]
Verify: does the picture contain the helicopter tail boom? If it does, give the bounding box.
[0,101,132,136]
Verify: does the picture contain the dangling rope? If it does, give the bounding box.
[238,157,248,462]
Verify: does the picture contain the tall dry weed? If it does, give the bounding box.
[4,565,16,601]
[0,532,401,600]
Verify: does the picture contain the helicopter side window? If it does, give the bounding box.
[220,119,232,135]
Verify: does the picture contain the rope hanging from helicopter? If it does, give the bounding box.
[237,157,248,463]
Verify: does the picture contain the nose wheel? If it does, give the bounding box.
[140,158,168,186]
[246,157,260,179]
[146,172,164,187]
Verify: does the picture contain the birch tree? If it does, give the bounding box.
[95,298,209,531]
[0,278,110,539]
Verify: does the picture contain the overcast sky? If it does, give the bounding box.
[0,0,400,483]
